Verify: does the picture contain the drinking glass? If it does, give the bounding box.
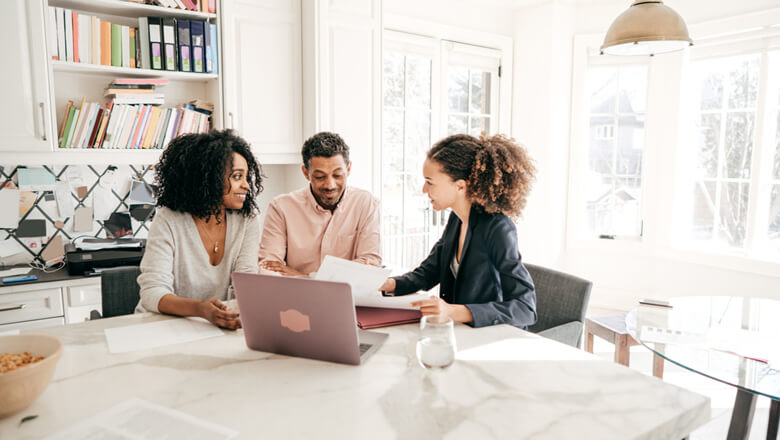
[416,315,456,369]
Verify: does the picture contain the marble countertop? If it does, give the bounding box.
[0,313,710,439]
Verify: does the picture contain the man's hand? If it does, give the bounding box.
[410,297,473,323]
[198,298,241,330]
[261,261,306,277]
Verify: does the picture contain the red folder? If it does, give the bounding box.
[355,307,421,329]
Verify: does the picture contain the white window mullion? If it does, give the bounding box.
[744,51,771,255]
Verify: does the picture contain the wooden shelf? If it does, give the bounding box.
[48,0,216,20]
[51,60,218,81]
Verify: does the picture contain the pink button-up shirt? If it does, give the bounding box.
[258,186,381,274]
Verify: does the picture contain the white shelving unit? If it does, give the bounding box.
[0,0,223,164]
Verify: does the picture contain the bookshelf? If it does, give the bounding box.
[0,0,223,164]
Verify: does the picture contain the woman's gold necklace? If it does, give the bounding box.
[198,217,224,254]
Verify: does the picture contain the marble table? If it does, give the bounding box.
[1,313,710,439]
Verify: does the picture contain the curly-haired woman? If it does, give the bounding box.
[379,133,537,328]
[135,130,264,329]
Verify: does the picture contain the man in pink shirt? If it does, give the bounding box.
[258,132,381,276]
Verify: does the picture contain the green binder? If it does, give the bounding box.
[111,24,122,67]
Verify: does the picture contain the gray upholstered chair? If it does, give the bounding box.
[90,267,142,319]
[525,263,592,348]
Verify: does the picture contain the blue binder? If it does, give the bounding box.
[190,20,205,73]
[177,19,191,72]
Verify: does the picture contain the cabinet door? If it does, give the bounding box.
[303,0,382,191]
[222,0,302,163]
[0,0,54,152]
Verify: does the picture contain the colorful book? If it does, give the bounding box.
[111,23,122,66]
[58,100,73,141]
[100,20,111,65]
[129,27,136,68]
[59,104,76,148]
[91,16,100,65]
[71,11,79,62]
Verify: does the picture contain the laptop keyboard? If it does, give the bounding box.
[359,343,372,355]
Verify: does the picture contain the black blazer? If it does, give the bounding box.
[392,207,537,329]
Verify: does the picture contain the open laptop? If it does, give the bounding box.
[231,272,388,365]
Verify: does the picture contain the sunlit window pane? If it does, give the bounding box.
[584,66,646,237]
[718,182,749,248]
[383,53,404,108]
[692,181,716,240]
[769,185,780,252]
[447,67,468,112]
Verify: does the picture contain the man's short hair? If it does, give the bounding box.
[301,132,350,169]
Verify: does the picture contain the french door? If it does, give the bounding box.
[381,30,502,271]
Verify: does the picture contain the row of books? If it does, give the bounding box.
[48,8,140,68]
[145,0,216,13]
[105,78,168,105]
[47,9,219,74]
[58,99,212,150]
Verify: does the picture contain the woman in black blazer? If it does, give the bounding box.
[379,133,537,328]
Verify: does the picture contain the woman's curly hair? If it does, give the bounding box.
[427,133,536,219]
[154,130,264,220]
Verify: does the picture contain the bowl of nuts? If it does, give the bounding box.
[0,334,63,418]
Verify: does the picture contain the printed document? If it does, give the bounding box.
[314,255,432,309]
[46,398,238,440]
[104,317,224,353]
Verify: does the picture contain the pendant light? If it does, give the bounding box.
[601,0,693,56]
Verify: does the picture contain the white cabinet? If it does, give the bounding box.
[64,284,102,323]
[222,0,302,164]
[302,0,382,191]
[0,288,63,326]
[0,0,55,152]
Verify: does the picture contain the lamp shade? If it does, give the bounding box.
[601,0,692,56]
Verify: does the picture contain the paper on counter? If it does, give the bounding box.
[104,317,224,354]
[46,397,238,440]
[0,267,31,278]
[0,329,21,336]
[314,255,391,297]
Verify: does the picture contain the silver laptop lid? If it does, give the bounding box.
[232,272,364,365]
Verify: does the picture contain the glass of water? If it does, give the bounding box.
[416,315,456,369]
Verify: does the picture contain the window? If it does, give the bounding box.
[382,45,434,269]
[582,65,648,238]
[688,55,758,248]
[681,48,780,257]
[380,31,507,270]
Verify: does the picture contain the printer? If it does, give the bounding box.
[65,238,146,275]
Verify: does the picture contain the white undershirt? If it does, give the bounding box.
[450,253,460,277]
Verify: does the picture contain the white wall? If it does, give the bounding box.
[511,1,576,268]
[383,0,516,37]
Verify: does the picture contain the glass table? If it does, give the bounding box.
[626,296,780,440]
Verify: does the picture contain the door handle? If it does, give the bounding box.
[228,112,235,130]
[0,304,26,312]
[39,102,47,141]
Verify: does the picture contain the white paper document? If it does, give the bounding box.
[314,255,391,297]
[354,291,435,310]
[0,267,31,278]
[104,317,224,354]
[46,398,238,440]
[0,240,25,258]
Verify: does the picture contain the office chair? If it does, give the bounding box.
[89,266,142,319]
[525,263,592,348]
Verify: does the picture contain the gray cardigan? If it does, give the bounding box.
[136,207,260,313]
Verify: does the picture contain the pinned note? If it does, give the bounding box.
[0,189,20,228]
[19,191,36,216]
[55,181,75,218]
[17,168,56,192]
[73,206,93,232]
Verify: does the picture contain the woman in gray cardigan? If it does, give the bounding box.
[136,130,264,329]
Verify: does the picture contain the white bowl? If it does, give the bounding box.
[0,334,63,419]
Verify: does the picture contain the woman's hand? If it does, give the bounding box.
[261,261,306,277]
[198,298,241,330]
[379,278,396,293]
[411,297,473,323]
